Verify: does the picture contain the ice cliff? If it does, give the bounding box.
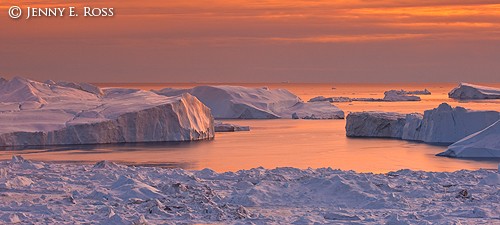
[0,77,214,147]
[346,103,499,146]
[346,112,406,138]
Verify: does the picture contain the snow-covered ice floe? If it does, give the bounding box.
[346,103,499,145]
[438,120,500,158]
[154,86,344,119]
[449,83,500,100]
[0,77,214,147]
[1,156,499,224]
[214,121,250,132]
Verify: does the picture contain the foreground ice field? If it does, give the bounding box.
[1,157,498,224]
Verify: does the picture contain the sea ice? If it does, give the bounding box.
[154,85,344,119]
[449,83,500,100]
[0,157,498,224]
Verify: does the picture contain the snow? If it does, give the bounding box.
[0,77,214,147]
[154,86,344,119]
[438,120,500,158]
[449,83,500,100]
[214,121,250,132]
[346,103,499,145]
[0,156,498,224]
[346,112,407,138]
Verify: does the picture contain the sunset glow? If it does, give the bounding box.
[1,1,500,82]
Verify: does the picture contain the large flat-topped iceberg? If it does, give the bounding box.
[0,77,214,147]
[346,103,499,145]
[154,86,344,119]
[449,83,500,100]
[346,112,406,138]
[437,120,500,158]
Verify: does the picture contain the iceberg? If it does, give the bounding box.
[449,83,500,100]
[308,96,352,103]
[406,89,431,95]
[405,103,500,144]
[346,112,407,138]
[214,121,250,132]
[0,77,214,147]
[383,90,421,102]
[154,86,344,119]
[437,120,500,158]
[346,103,499,145]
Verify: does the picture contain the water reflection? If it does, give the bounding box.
[1,83,499,173]
[1,120,498,173]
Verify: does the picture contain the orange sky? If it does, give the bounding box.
[1,0,500,82]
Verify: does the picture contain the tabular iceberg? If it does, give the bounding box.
[383,90,421,101]
[214,121,250,132]
[346,112,407,138]
[0,77,214,147]
[154,86,344,119]
[308,96,352,103]
[437,120,500,158]
[449,83,500,100]
[346,103,499,145]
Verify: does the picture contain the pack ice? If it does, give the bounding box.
[1,157,499,224]
[449,83,500,100]
[346,103,500,151]
[154,86,344,119]
[0,77,214,147]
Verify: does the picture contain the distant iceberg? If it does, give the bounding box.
[214,121,250,132]
[346,103,499,145]
[382,90,421,102]
[154,86,344,119]
[449,83,500,100]
[308,96,352,103]
[437,120,500,158]
[0,77,214,147]
[308,89,424,103]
